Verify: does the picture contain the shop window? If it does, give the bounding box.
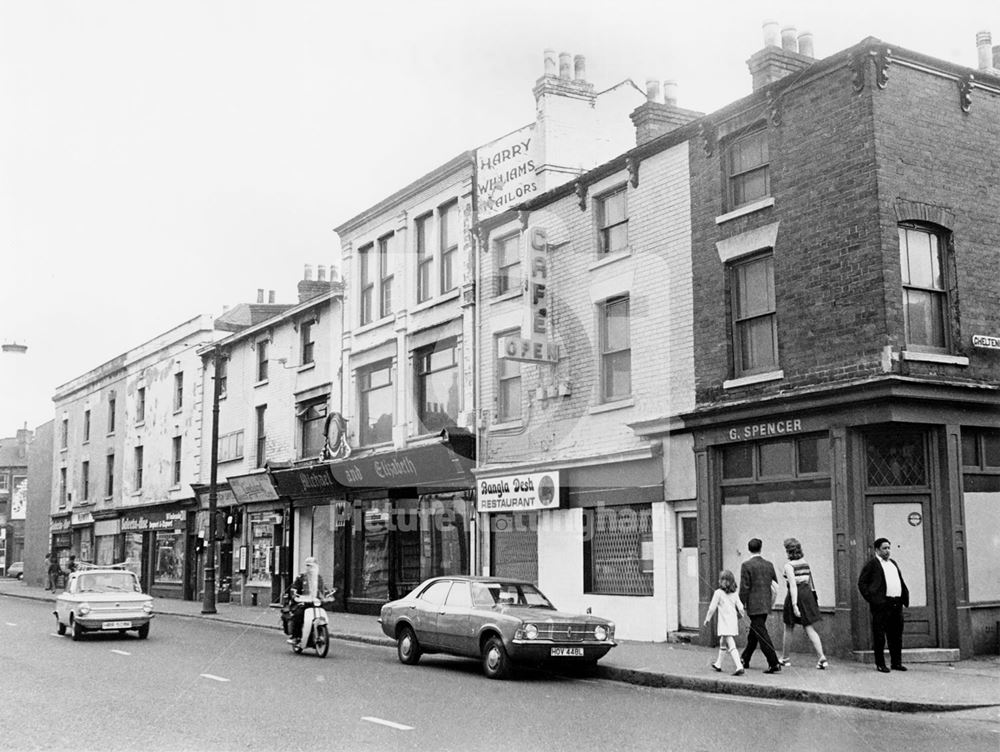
[600,295,631,402]
[300,320,315,366]
[439,200,459,294]
[249,514,275,584]
[759,439,794,478]
[378,233,394,319]
[583,504,653,596]
[415,212,433,303]
[81,461,89,501]
[899,224,949,351]
[298,398,328,458]
[494,232,521,295]
[961,428,1000,471]
[495,331,522,423]
[731,252,778,376]
[154,531,185,583]
[415,340,459,434]
[136,387,145,423]
[722,444,753,479]
[797,435,830,475]
[727,128,770,209]
[865,430,927,488]
[359,361,393,445]
[722,434,829,481]
[255,405,267,468]
[595,185,628,255]
[218,430,244,463]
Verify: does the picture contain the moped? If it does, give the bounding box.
[289,590,334,658]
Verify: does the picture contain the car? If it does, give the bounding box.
[54,564,154,641]
[6,561,23,579]
[379,576,616,679]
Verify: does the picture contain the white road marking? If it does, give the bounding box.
[5,622,17,626]
[110,649,131,656]
[711,695,784,707]
[200,674,230,682]
[362,717,413,731]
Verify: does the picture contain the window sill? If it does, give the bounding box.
[715,197,775,225]
[172,408,183,415]
[169,484,181,492]
[490,290,523,305]
[297,362,316,373]
[218,456,244,465]
[723,370,784,389]
[103,496,113,502]
[588,398,634,415]
[588,247,633,272]
[355,316,394,335]
[135,420,145,428]
[60,447,68,453]
[489,419,524,432]
[901,350,969,366]
[412,288,461,314]
[130,491,142,498]
[254,379,269,389]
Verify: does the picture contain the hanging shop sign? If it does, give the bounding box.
[499,226,560,364]
[477,470,561,512]
[121,508,186,532]
[229,472,280,503]
[476,124,538,220]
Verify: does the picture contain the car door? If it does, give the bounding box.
[436,581,474,656]
[409,580,452,650]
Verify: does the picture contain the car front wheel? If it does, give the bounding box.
[71,619,84,641]
[137,623,150,640]
[482,636,511,680]
[55,616,66,636]
[397,625,421,665]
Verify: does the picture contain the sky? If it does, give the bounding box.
[0,0,996,436]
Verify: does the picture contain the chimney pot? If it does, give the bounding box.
[663,79,678,106]
[762,20,780,48]
[559,52,572,80]
[798,31,814,58]
[574,54,587,82]
[317,265,327,282]
[645,79,661,103]
[543,48,557,77]
[268,290,275,304]
[304,263,314,281]
[257,288,264,304]
[781,26,798,52]
[976,30,993,70]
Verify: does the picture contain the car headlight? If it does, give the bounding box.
[594,625,608,641]
[142,603,154,614]
[524,624,538,640]
[78,603,91,617]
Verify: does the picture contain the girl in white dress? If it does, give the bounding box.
[704,569,746,675]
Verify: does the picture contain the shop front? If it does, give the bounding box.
[190,483,240,604]
[93,515,122,566]
[119,502,195,598]
[70,509,94,563]
[476,452,667,641]
[50,514,72,579]
[271,433,476,615]
[677,379,1000,658]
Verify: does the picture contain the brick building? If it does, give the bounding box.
[0,426,32,575]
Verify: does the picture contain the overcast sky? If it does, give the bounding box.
[0,0,995,435]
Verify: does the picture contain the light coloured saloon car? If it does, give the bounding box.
[379,576,616,679]
[54,565,154,641]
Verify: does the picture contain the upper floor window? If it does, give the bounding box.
[81,461,90,501]
[899,224,949,350]
[256,340,269,382]
[440,201,459,294]
[136,387,146,423]
[83,410,91,442]
[105,453,115,497]
[217,430,244,463]
[107,396,117,434]
[300,320,315,366]
[59,467,67,506]
[496,332,522,423]
[600,296,631,402]
[596,185,628,255]
[216,356,228,398]
[172,436,182,485]
[728,129,770,209]
[416,213,433,303]
[731,252,778,376]
[378,234,394,319]
[359,243,375,325]
[60,418,68,449]
[173,373,184,411]
[298,398,328,459]
[255,405,267,469]
[494,233,522,296]
[359,361,393,446]
[415,340,459,434]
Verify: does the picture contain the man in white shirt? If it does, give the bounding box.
[857,538,910,673]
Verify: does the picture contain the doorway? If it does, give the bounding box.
[677,513,699,629]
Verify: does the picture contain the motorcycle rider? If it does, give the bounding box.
[288,556,325,648]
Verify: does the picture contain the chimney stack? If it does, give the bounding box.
[747,20,815,92]
[303,263,314,281]
[630,79,702,146]
[297,262,333,303]
[574,54,587,82]
[268,290,276,304]
[977,31,999,72]
[317,264,327,282]
[257,288,264,304]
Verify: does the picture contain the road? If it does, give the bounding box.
[1,597,997,751]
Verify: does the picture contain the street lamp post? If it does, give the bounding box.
[202,347,223,615]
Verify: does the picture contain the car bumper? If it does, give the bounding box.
[75,614,153,630]
[507,640,616,662]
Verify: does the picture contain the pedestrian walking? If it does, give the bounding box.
[778,537,829,669]
[705,569,746,676]
[857,537,909,673]
[47,553,61,591]
[739,538,782,673]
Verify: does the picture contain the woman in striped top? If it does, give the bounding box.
[779,537,829,669]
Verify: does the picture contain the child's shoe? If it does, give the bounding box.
[816,658,829,670]
[733,667,745,676]
[710,663,722,672]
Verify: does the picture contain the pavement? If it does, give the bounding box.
[3,577,998,715]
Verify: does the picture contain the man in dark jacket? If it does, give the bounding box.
[288,557,326,647]
[857,537,910,673]
[739,538,781,673]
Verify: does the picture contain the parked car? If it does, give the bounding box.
[379,576,616,679]
[54,565,154,641]
[6,561,23,579]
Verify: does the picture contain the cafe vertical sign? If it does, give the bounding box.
[498,226,560,364]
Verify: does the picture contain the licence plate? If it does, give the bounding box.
[550,647,584,657]
[102,621,132,630]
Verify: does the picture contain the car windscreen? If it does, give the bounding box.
[76,573,141,593]
[472,582,554,609]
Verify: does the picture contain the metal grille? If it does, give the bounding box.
[533,624,607,642]
[590,505,654,596]
[865,431,927,487]
[491,513,538,583]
